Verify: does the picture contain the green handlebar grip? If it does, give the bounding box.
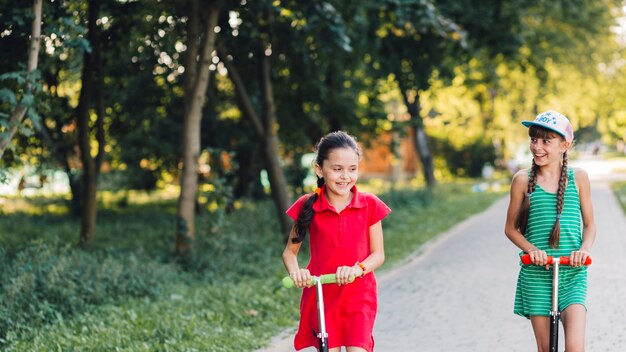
[318,273,340,284]
[281,276,297,288]
[282,274,355,288]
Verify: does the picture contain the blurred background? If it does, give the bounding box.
[1,1,626,350]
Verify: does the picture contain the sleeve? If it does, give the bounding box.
[368,194,391,226]
[286,194,311,221]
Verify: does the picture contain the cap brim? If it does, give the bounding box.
[521,120,567,139]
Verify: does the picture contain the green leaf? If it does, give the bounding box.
[18,124,34,137]
[0,71,27,84]
[21,93,35,107]
[0,169,8,184]
[0,88,17,105]
[28,108,43,131]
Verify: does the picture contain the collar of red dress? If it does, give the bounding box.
[312,184,365,212]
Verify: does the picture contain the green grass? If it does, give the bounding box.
[0,180,506,351]
[5,282,295,352]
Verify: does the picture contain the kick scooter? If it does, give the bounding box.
[283,274,354,352]
[521,254,592,352]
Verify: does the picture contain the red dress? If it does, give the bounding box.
[286,185,391,352]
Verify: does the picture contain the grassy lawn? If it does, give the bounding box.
[0,180,507,351]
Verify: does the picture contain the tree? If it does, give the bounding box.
[0,0,42,159]
[220,49,292,235]
[367,0,464,187]
[175,0,221,258]
[272,1,388,154]
[75,0,106,246]
[218,1,293,235]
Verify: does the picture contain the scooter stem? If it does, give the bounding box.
[549,260,560,351]
[315,276,329,352]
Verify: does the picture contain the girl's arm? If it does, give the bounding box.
[571,168,596,266]
[282,226,311,288]
[504,170,549,266]
[335,220,385,285]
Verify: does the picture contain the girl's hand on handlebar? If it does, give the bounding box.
[335,265,358,286]
[289,269,312,288]
[569,249,591,267]
[528,248,549,268]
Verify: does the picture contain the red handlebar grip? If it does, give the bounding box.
[558,256,592,265]
[520,254,592,266]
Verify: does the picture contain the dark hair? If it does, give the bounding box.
[515,125,568,248]
[291,131,361,243]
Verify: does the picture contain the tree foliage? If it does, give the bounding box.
[0,0,624,243]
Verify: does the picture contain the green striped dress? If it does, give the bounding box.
[514,168,587,318]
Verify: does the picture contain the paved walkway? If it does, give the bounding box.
[258,160,626,351]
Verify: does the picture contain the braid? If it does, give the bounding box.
[516,160,539,235]
[548,151,568,248]
[292,177,325,243]
[528,160,539,195]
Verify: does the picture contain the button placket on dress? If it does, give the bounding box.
[337,213,343,241]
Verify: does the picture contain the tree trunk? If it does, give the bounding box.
[220,43,292,236]
[261,133,291,233]
[259,38,291,235]
[215,6,292,235]
[182,0,199,114]
[233,143,264,199]
[0,0,42,159]
[175,1,220,258]
[76,0,102,246]
[401,88,436,187]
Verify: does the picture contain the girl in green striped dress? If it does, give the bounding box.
[505,111,596,352]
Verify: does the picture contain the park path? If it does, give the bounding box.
[257,158,626,352]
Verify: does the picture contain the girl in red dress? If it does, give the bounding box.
[282,131,391,352]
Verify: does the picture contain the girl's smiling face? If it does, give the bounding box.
[315,147,360,198]
[528,127,570,166]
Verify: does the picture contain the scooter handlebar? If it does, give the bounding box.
[521,254,592,266]
[282,274,355,289]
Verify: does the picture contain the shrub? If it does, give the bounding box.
[434,138,497,178]
[0,242,182,345]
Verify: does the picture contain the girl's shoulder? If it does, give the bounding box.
[287,192,316,214]
[294,192,314,204]
[571,166,590,185]
[569,166,588,176]
[355,190,386,204]
[509,168,530,195]
[356,190,391,213]
[355,190,392,221]
[511,168,530,184]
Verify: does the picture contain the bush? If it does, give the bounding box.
[434,138,497,178]
[0,242,182,345]
[191,200,285,280]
